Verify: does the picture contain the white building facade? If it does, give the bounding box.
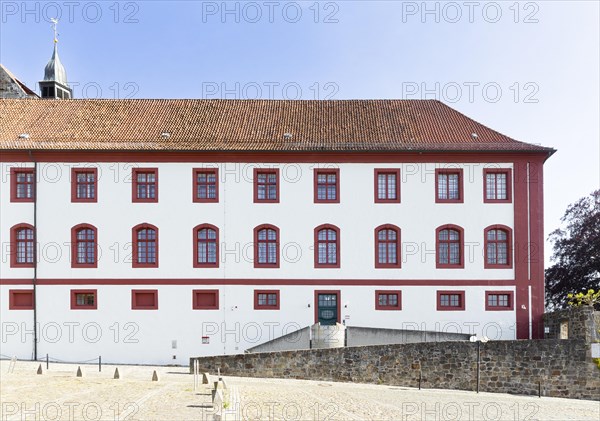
[0,98,554,365]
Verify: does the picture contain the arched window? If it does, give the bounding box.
[10,224,35,268]
[484,225,513,268]
[132,224,158,268]
[254,225,280,268]
[375,224,401,268]
[194,224,219,268]
[436,225,464,268]
[314,224,340,268]
[71,224,98,268]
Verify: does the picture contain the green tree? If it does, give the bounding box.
[545,190,600,309]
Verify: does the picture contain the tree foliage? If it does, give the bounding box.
[545,190,600,310]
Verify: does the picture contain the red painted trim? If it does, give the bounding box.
[435,224,465,269]
[9,223,35,268]
[253,168,280,203]
[484,290,514,311]
[193,224,220,268]
[8,289,34,310]
[10,167,35,202]
[314,168,340,203]
[132,168,158,203]
[374,224,401,269]
[435,168,464,203]
[483,168,512,203]
[528,158,545,339]
[483,225,513,269]
[192,168,219,203]
[70,289,98,310]
[436,290,466,311]
[0,150,552,164]
[132,223,159,268]
[71,167,98,203]
[71,224,98,269]
[313,290,341,324]
[374,169,401,203]
[131,289,158,310]
[192,289,219,310]
[0,278,517,286]
[314,224,341,268]
[254,289,280,310]
[253,224,280,268]
[375,290,402,310]
[513,159,530,339]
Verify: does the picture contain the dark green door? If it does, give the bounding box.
[317,293,338,325]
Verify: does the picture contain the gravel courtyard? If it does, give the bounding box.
[0,360,598,420]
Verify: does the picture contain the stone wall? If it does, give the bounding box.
[544,306,599,343]
[191,339,600,400]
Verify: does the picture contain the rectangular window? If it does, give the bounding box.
[435,169,463,203]
[437,291,465,311]
[314,169,340,203]
[10,168,35,202]
[375,290,402,310]
[374,169,400,203]
[485,291,514,311]
[254,289,280,310]
[71,168,98,202]
[132,168,158,202]
[131,289,158,310]
[71,289,97,310]
[9,290,34,310]
[193,168,218,203]
[483,169,512,203]
[193,290,219,310]
[254,169,280,203]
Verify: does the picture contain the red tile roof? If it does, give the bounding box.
[0,99,553,153]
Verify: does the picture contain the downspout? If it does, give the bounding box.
[28,150,38,361]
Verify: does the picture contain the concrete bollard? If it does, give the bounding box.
[76,366,82,377]
[114,368,120,379]
[152,370,159,381]
[37,364,43,375]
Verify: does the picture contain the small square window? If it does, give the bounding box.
[254,290,280,310]
[483,169,512,203]
[132,168,158,203]
[437,291,465,311]
[193,290,219,310]
[435,169,463,203]
[71,289,97,310]
[10,168,35,202]
[132,289,158,310]
[254,169,280,203]
[375,290,402,310]
[314,169,340,203]
[193,168,219,203]
[374,169,400,203]
[71,168,98,203]
[9,290,34,310]
[485,291,514,311]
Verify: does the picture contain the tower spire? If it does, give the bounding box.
[39,18,72,99]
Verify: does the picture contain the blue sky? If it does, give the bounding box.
[1,1,599,266]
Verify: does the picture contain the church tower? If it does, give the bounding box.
[39,19,72,99]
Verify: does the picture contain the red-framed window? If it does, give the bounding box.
[375,224,401,268]
[436,225,464,268]
[254,168,280,203]
[10,224,35,268]
[314,169,340,203]
[375,290,402,310]
[374,169,400,203]
[193,224,219,268]
[314,224,340,268]
[132,224,158,268]
[484,225,513,269]
[10,168,35,202]
[435,168,463,203]
[70,289,98,310]
[193,290,220,310]
[254,224,280,268]
[9,290,34,310]
[71,168,98,203]
[437,290,466,311]
[132,168,158,202]
[71,224,98,268]
[254,289,280,310]
[483,169,512,203]
[485,291,514,311]
[193,168,218,203]
[132,289,159,310]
